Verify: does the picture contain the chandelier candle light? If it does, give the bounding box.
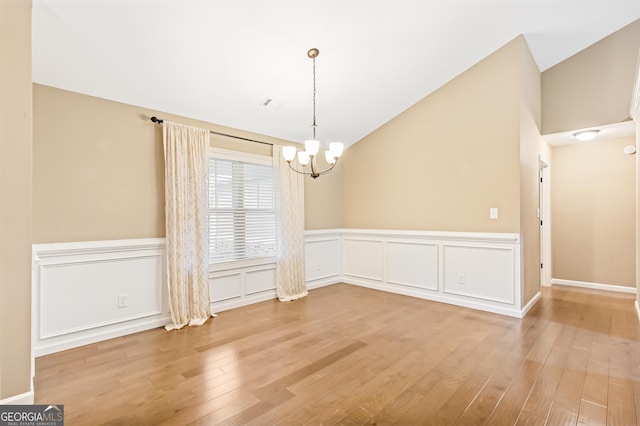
[282,48,344,179]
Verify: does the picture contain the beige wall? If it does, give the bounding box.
[552,136,636,287]
[33,84,335,243]
[341,38,526,232]
[0,0,33,399]
[340,36,548,303]
[542,19,640,134]
[338,36,549,304]
[304,160,343,230]
[33,85,165,243]
[519,38,549,305]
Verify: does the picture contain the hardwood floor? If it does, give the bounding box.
[34,283,640,425]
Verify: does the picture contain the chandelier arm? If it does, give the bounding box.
[318,160,339,175]
[286,158,338,178]
[287,162,312,176]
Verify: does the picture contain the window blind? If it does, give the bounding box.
[208,156,276,264]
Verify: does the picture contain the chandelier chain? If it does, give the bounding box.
[312,55,317,140]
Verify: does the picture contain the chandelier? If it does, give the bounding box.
[282,48,344,179]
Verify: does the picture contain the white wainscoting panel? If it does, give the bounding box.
[386,241,439,291]
[338,229,524,318]
[246,268,276,295]
[343,238,384,281]
[442,244,515,304]
[32,239,168,357]
[40,255,162,338]
[209,264,276,313]
[210,272,243,302]
[305,230,341,288]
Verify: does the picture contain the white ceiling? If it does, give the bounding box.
[543,120,636,146]
[32,1,640,148]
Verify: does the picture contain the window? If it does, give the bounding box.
[208,149,276,266]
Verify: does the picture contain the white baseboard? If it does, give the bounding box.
[307,276,341,290]
[521,292,541,317]
[343,277,524,318]
[211,290,277,313]
[211,277,341,313]
[35,315,170,357]
[551,278,635,294]
[0,391,34,405]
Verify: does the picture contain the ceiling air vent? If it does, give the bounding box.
[260,97,280,109]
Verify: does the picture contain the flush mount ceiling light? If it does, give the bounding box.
[573,129,600,142]
[282,48,344,179]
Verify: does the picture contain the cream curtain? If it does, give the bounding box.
[163,121,212,330]
[273,145,308,301]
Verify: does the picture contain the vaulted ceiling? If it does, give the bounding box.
[32,1,640,148]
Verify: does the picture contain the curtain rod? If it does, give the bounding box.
[149,116,274,146]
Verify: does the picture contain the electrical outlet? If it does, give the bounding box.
[316,263,321,272]
[457,273,465,284]
[489,208,498,219]
[117,294,128,308]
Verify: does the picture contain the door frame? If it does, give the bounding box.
[539,156,551,287]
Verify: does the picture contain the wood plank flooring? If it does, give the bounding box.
[34,283,640,425]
